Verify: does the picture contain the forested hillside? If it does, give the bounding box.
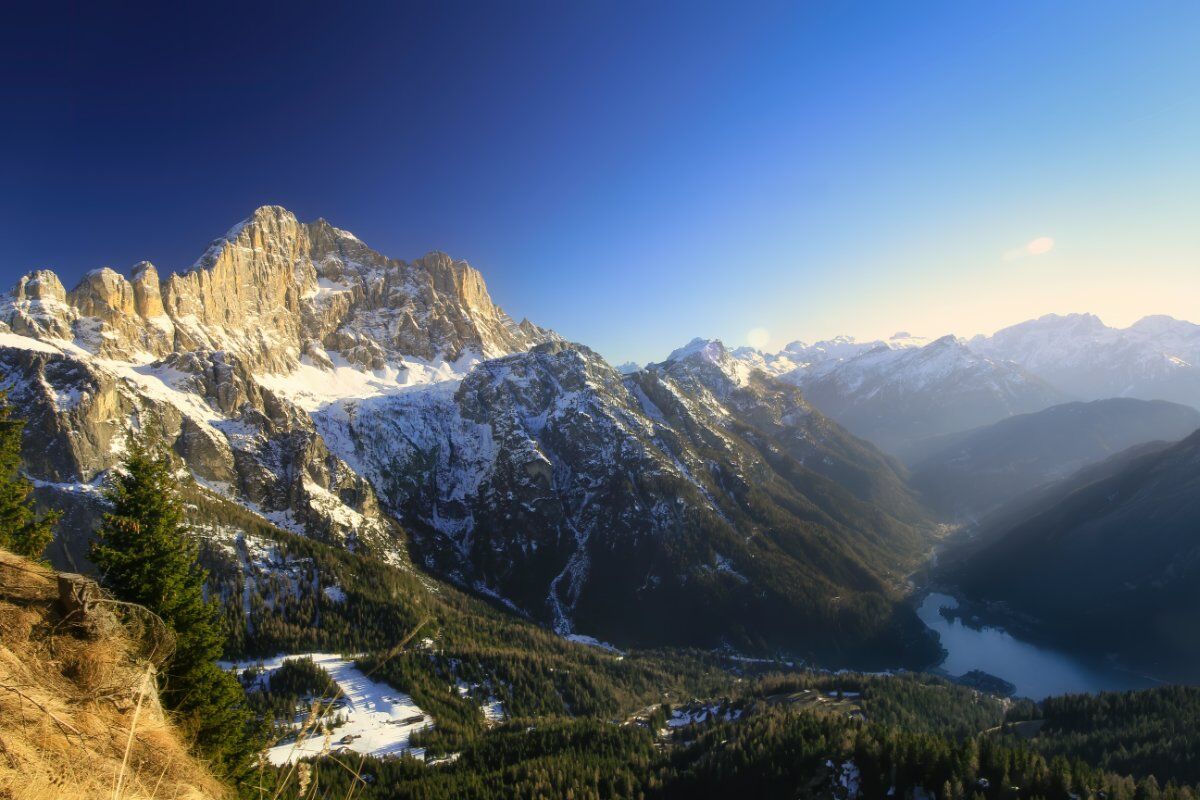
[908,398,1200,520]
[947,430,1200,678]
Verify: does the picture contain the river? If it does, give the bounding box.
[917,592,1157,699]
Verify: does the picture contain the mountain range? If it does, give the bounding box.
[734,314,1200,457]
[0,206,937,668]
[4,205,1197,672]
[971,313,1200,407]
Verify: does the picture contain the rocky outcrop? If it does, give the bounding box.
[0,343,399,569]
[0,549,225,800]
[0,206,554,566]
[3,206,555,373]
[69,267,174,358]
[6,270,75,341]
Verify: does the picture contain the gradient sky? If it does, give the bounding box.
[2,1,1198,364]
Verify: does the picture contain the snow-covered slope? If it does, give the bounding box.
[0,206,558,565]
[737,315,1200,455]
[306,339,936,665]
[786,336,1065,457]
[226,654,432,766]
[730,334,927,380]
[653,338,927,521]
[0,334,398,566]
[970,313,1200,408]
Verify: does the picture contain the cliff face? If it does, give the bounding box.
[0,342,395,569]
[0,206,556,566]
[0,548,226,800]
[3,205,556,373]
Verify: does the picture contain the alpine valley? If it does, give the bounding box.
[7,206,1200,659]
[1,206,939,668]
[5,207,1200,799]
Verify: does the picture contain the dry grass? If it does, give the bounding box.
[0,548,226,800]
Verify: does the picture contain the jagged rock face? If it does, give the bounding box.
[312,342,699,624]
[80,265,177,357]
[2,206,556,373]
[0,205,557,569]
[7,271,75,341]
[0,343,398,569]
[312,340,936,666]
[647,340,927,523]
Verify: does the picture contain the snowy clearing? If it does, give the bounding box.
[224,653,429,766]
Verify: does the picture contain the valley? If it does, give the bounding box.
[4,205,1198,684]
[7,7,1199,797]
[2,206,1197,798]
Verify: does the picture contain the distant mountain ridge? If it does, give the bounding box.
[970,312,1200,408]
[908,398,1200,521]
[732,335,1064,457]
[733,313,1200,455]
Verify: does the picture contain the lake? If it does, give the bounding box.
[917,592,1157,699]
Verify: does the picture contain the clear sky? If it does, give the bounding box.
[2,1,1198,364]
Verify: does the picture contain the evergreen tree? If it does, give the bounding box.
[90,429,260,781]
[0,388,59,558]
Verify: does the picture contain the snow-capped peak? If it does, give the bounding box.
[971,311,1200,406]
[1129,314,1200,337]
[665,337,727,364]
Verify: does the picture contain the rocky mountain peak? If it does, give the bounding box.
[925,333,964,350]
[15,269,67,302]
[664,337,727,364]
[7,270,73,341]
[1130,314,1199,338]
[2,207,557,373]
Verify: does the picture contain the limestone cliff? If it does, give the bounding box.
[3,205,556,372]
[0,206,555,563]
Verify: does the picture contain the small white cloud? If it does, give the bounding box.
[1026,236,1055,255]
[1004,236,1056,262]
[746,327,771,349]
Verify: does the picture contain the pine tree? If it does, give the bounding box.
[0,388,59,558]
[90,429,259,780]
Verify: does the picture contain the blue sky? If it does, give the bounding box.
[2,1,1197,364]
